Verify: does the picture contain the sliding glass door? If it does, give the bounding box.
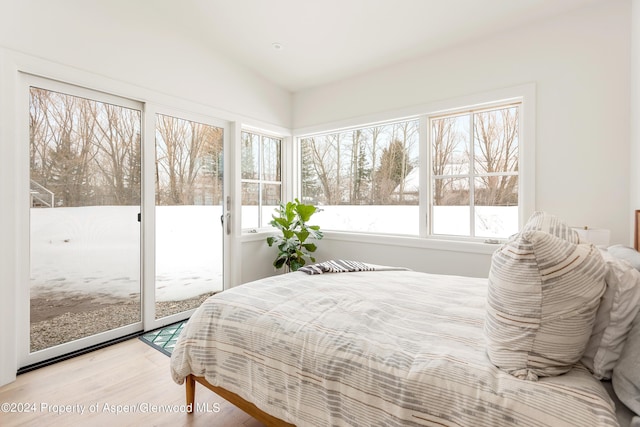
[26,78,143,364]
[21,77,230,367]
[154,114,225,320]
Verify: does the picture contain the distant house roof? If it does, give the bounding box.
[393,167,419,195]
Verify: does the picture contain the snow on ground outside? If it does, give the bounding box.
[30,205,517,301]
[30,205,223,302]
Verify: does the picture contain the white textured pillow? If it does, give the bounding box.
[582,250,640,379]
[485,230,606,380]
[522,211,580,243]
[608,244,640,271]
[612,312,640,416]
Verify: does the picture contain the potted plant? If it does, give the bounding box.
[266,199,323,272]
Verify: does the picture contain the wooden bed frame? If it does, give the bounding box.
[180,238,640,426]
[185,374,295,426]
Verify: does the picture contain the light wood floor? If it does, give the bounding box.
[0,338,266,427]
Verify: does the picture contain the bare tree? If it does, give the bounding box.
[367,126,382,203]
[474,108,519,206]
[431,117,462,205]
[91,102,141,205]
[391,121,418,202]
[45,92,97,207]
[156,115,189,204]
[301,121,418,206]
[29,88,55,186]
[304,136,338,205]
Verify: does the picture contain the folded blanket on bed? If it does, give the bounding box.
[298,259,408,275]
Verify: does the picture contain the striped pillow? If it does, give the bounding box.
[522,211,580,243]
[485,230,606,380]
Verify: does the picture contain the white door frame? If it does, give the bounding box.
[142,105,232,331]
[18,74,145,367]
[18,76,234,367]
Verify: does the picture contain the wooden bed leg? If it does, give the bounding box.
[186,374,196,413]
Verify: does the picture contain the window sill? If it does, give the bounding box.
[240,229,274,242]
[240,229,501,255]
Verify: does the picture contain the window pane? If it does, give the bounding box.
[431,114,470,176]
[241,132,259,179]
[432,177,470,236]
[474,176,519,238]
[262,137,281,181]
[261,183,281,228]
[432,177,469,206]
[241,131,282,229]
[29,86,141,352]
[155,114,224,319]
[474,107,519,175]
[432,207,470,236]
[475,206,519,238]
[301,120,419,235]
[242,182,259,205]
[431,104,520,239]
[474,176,518,206]
[312,205,419,235]
[262,183,281,206]
[241,182,259,229]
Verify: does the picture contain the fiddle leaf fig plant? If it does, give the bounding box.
[266,199,323,272]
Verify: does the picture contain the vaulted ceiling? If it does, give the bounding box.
[108,0,606,92]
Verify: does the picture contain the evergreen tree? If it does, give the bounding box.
[375,140,413,203]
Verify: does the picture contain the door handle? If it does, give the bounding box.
[226,213,231,235]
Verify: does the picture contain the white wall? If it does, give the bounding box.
[0,0,635,386]
[0,1,292,387]
[294,0,632,251]
[632,0,640,229]
[0,48,18,387]
[0,1,291,127]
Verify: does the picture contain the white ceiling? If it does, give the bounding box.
[148,0,604,92]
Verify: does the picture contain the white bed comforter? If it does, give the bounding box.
[170,270,619,427]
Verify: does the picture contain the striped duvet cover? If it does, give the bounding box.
[170,270,619,426]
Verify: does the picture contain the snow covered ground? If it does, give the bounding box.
[29,204,517,302]
[30,205,223,302]
[312,205,518,238]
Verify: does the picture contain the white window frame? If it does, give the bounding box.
[240,128,285,232]
[426,101,522,241]
[294,84,535,248]
[297,117,421,235]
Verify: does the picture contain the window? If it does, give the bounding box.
[28,83,142,353]
[299,100,522,240]
[241,130,282,229]
[155,114,225,319]
[430,104,519,239]
[300,119,420,235]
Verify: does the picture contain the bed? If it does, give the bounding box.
[170,268,623,426]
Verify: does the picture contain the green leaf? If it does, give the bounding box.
[266,198,323,270]
[282,229,294,239]
[274,257,286,269]
[295,203,316,222]
[290,258,305,271]
[272,217,289,229]
[295,229,310,243]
